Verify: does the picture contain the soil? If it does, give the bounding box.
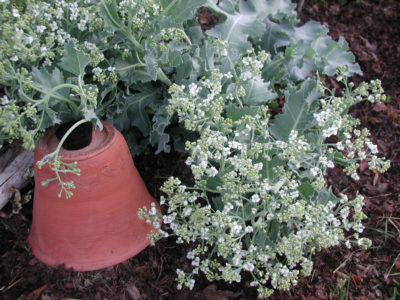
[1,0,400,299]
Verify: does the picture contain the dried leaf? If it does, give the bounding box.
[372,103,388,112]
[359,159,369,172]
[202,285,242,300]
[126,284,142,300]
[26,284,48,300]
[372,170,379,186]
[350,274,363,288]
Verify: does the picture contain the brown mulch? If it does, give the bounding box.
[1,0,400,299]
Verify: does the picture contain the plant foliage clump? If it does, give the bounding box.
[0,0,390,297]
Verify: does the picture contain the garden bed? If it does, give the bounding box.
[1,0,399,299]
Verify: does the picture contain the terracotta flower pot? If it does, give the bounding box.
[28,122,160,271]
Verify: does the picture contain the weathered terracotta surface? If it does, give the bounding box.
[28,122,160,271]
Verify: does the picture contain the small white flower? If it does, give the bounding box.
[251,194,260,203]
[1,96,10,105]
[50,21,58,31]
[40,46,47,56]
[36,25,46,33]
[243,262,255,272]
[26,36,34,44]
[245,226,253,233]
[12,8,20,17]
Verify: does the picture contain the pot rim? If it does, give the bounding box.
[37,121,116,162]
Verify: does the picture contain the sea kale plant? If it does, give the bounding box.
[139,60,390,296]
[0,0,390,296]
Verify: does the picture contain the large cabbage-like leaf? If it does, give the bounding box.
[241,78,277,105]
[150,106,171,154]
[108,86,160,137]
[270,79,320,141]
[58,42,90,77]
[205,0,265,53]
[160,0,207,23]
[239,0,296,21]
[260,19,362,80]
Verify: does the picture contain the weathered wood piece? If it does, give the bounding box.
[0,144,34,210]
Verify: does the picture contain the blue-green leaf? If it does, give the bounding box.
[58,42,90,77]
[260,19,362,80]
[239,0,296,21]
[205,0,265,53]
[161,0,207,23]
[31,67,68,99]
[312,36,362,76]
[99,0,122,33]
[242,78,277,105]
[261,53,290,85]
[144,53,158,81]
[315,187,340,206]
[125,89,160,137]
[270,79,320,140]
[226,105,259,121]
[150,106,171,154]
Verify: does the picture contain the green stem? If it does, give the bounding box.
[177,28,192,46]
[100,0,122,29]
[29,83,79,109]
[227,56,243,107]
[124,30,143,50]
[157,68,172,86]
[55,119,90,153]
[115,62,146,72]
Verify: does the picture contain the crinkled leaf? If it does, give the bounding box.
[115,58,153,85]
[160,0,207,23]
[205,0,265,53]
[170,126,198,152]
[98,0,122,33]
[212,196,224,212]
[125,89,160,137]
[226,105,259,121]
[298,183,314,202]
[267,219,280,243]
[58,42,90,77]
[253,230,269,248]
[150,107,171,154]
[270,79,320,141]
[241,78,277,105]
[261,53,290,85]
[260,18,292,54]
[31,67,69,99]
[106,86,160,137]
[239,0,296,21]
[312,36,362,76]
[207,174,224,191]
[39,107,61,129]
[260,19,362,80]
[174,53,195,83]
[123,129,151,156]
[257,155,283,181]
[83,109,102,130]
[144,53,158,81]
[316,187,340,206]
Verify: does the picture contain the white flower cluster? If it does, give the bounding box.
[0,1,101,68]
[315,68,390,179]
[239,49,270,81]
[118,0,160,32]
[140,55,389,297]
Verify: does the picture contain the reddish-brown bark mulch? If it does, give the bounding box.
[1,0,399,299]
